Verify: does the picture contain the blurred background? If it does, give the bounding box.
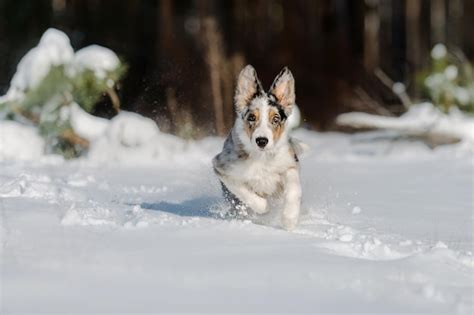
[1,0,473,139]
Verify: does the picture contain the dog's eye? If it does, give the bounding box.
[247,114,256,122]
[272,115,280,124]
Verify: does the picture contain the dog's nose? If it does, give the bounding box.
[256,137,268,148]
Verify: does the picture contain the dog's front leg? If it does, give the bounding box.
[282,167,302,230]
[220,178,268,214]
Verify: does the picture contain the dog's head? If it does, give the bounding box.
[234,65,295,152]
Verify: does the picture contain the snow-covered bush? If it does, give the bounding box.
[0,28,126,158]
[419,43,474,113]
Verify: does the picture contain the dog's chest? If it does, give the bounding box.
[236,154,292,196]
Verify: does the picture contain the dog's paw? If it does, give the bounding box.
[250,196,268,214]
[281,214,298,231]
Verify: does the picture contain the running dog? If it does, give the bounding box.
[213,65,302,230]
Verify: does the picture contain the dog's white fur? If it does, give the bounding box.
[213,65,302,230]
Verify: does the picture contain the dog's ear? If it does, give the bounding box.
[234,65,264,113]
[269,67,295,114]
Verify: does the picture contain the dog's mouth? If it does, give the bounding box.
[254,143,268,151]
[255,145,271,152]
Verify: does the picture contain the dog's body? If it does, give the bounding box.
[213,65,302,230]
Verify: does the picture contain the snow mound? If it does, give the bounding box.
[71,45,120,80]
[86,111,188,164]
[0,121,45,161]
[104,111,160,146]
[62,103,109,141]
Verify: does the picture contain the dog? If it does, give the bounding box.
[213,65,303,230]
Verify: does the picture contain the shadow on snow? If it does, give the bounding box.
[140,196,223,218]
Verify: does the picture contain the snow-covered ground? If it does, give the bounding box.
[1,125,473,314]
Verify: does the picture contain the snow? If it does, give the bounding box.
[0,28,120,105]
[288,103,301,129]
[392,82,406,94]
[0,29,74,104]
[445,65,459,81]
[336,102,474,145]
[11,29,74,93]
[431,43,447,60]
[425,73,445,90]
[0,120,45,161]
[63,103,110,142]
[101,110,161,146]
[85,111,194,165]
[3,29,468,313]
[71,45,120,80]
[351,206,362,214]
[454,86,472,106]
[1,114,473,313]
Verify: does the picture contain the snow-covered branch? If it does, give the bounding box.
[336,103,474,145]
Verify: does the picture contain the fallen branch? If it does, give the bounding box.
[374,68,412,110]
[60,129,90,148]
[106,88,121,113]
[336,103,474,146]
